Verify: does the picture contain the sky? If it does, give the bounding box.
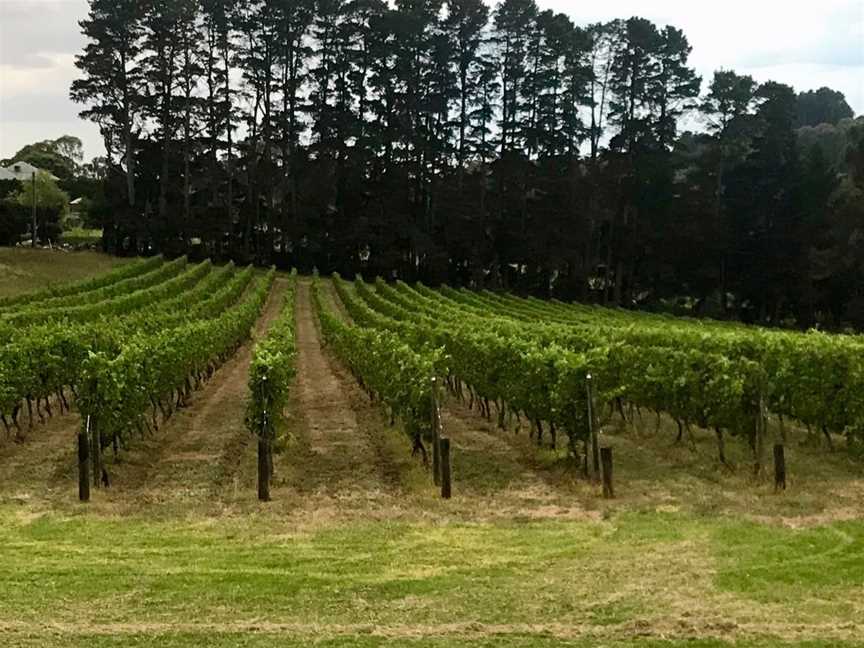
[1,0,862,162]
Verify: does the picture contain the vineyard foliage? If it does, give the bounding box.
[0,257,201,328]
[3,255,863,501]
[0,258,259,442]
[328,274,863,462]
[78,270,275,452]
[247,270,298,451]
[423,283,864,446]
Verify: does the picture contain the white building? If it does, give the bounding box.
[0,161,59,181]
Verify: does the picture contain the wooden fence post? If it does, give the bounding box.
[773,444,786,492]
[600,447,614,498]
[440,437,451,499]
[78,416,90,502]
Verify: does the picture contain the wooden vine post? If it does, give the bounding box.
[91,415,102,488]
[257,413,271,502]
[431,377,441,487]
[773,444,786,491]
[586,374,600,481]
[753,390,767,478]
[440,437,452,499]
[78,416,91,502]
[257,378,272,502]
[600,447,614,498]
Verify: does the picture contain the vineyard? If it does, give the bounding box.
[1,253,863,647]
[0,255,279,500]
[322,272,864,478]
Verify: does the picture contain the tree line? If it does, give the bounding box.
[69,0,864,326]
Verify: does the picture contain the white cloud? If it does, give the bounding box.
[536,0,864,112]
[1,53,77,96]
[0,0,101,159]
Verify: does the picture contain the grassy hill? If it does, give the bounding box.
[0,247,129,299]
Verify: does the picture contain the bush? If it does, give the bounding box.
[0,200,63,245]
[0,201,26,245]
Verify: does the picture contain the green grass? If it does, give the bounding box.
[59,227,103,246]
[1,508,863,646]
[713,519,864,600]
[0,246,127,298]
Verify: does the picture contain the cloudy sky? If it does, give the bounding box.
[1,0,862,161]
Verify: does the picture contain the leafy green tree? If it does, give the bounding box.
[0,173,70,244]
[653,26,701,148]
[443,0,490,167]
[586,21,621,160]
[13,173,71,214]
[600,17,698,305]
[725,82,800,322]
[65,0,863,326]
[607,17,660,153]
[275,0,315,256]
[71,0,143,210]
[467,42,499,165]
[531,11,584,158]
[794,143,841,325]
[234,0,282,258]
[139,0,190,234]
[200,0,237,230]
[54,136,85,167]
[697,70,760,312]
[493,0,538,155]
[796,87,855,128]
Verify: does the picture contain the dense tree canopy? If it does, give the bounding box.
[69,0,862,327]
[796,87,854,129]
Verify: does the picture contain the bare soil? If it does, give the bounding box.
[237,279,441,529]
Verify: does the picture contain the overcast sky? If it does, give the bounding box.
[1,0,862,161]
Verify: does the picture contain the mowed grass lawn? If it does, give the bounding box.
[0,247,129,298]
[2,415,863,648]
[0,505,863,647]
